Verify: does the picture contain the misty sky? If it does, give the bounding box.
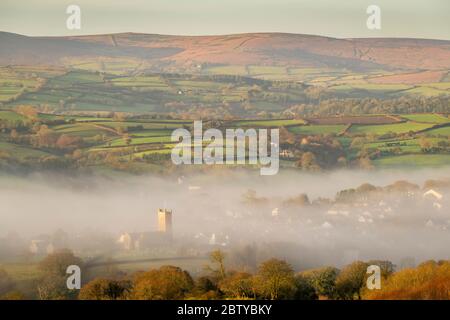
[0,0,449,39]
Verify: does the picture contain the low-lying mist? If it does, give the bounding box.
[1,167,449,269]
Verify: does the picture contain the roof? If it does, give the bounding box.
[423,189,443,200]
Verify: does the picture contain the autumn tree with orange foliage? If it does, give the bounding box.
[14,105,38,119]
[79,278,131,300]
[364,260,450,300]
[130,265,194,300]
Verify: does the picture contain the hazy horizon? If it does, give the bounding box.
[3,30,450,42]
[1,0,449,40]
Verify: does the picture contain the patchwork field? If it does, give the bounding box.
[0,66,65,102]
[0,63,449,173]
[1,65,449,118]
[1,106,449,173]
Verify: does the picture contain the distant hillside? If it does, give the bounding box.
[1,32,450,72]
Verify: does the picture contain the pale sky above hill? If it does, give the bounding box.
[0,0,449,40]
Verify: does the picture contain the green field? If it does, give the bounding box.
[105,135,173,147]
[349,122,433,135]
[231,119,305,127]
[0,110,26,121]
[0,66,56,102]
[363,138,419,153]
[363,137,446,154]
[288,125,346,135]
[327,81,450,98]
[403,86,449,97]
[331,83,412,92]
[100,121,185,130]
[0,141,52,159]
[425,126,450,136]
[111,76,171,89]
[204,65,248,76]
[52,123,111,137]
[61,57,142,75]
[400,114,449,124]
[0,64,449,172]
[129,130,173,137]
[373,154,450,168]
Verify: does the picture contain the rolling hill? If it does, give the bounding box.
[1,31,450,73]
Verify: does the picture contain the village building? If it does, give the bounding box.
[423,189,443,201]
[29,239,55,255]
[194,232,230,247]
[280,149,294,159]
[117,209,173,251]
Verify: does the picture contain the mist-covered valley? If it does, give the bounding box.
[1,167,449,271]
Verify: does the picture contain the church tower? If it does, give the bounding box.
[158,209,172,234]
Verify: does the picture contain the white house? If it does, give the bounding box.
[423,189,443,200]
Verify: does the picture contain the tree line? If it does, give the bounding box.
[0,249,449,300]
